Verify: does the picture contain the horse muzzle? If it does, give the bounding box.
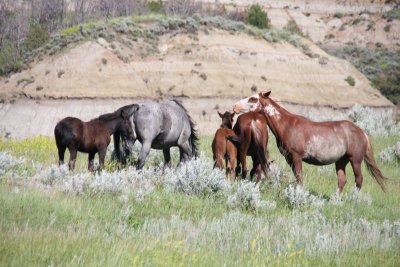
[233,103,247,114]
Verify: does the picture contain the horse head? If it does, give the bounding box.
[218,111,235,129]
[233,91,278,115]
[113,104,139,163]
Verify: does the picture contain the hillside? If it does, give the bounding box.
[0,16,393,105]
[0,13,396,138]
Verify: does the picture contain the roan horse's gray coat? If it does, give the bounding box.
[114,100,198,169]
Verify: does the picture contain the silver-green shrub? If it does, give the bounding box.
[284,184,325,208]
[329,187,373,206]
[0,152,25,175]
[266,161,284,188]
[348,105,400,137]
[379,141,400,164]
[227,181,276,211]
[162,154,228,195]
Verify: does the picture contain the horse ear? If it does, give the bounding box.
[260,91,271,98]
[129,104,139,116]
[218,111,223,118]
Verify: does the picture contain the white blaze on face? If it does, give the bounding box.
[241,94,260,112]
[264,104,280,117]
[304,135,346,164]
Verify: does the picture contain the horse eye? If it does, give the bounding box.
[248,97,258,103]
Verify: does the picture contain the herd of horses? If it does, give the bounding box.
[54,91,388,193]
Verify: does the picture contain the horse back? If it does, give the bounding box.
[80,119,111,151]
[212,128,237,159]
[233,112,268,150]
[296,119,368,164]
[55,117,84,143]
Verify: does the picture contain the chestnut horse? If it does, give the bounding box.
[228,112,269,184]
[54,105,137,171]
[233,91,387,193]
[212,111,237,181]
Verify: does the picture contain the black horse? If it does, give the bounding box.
[54,105,137,171]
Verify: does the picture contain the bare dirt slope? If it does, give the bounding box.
[201,0,399,49]
[0,30,392,107]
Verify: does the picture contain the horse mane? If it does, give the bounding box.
[172,99,199,157]
[98,111,120,121]
[98,104,138,122]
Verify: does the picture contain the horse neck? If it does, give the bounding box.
[262,99,293,139]
[220,121,232,129]
[99,118,120,135]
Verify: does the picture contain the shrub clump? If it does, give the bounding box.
[162,155,228,195]
[284,185,324,208]
[227,181,276,211]
[283,19,304,37]
[345,75,355,86]
[379,141,400,164]
[0,152,25,175]
[22,23,49,52]
[246,5,269,29]
[348,105,400,137]
[329,187,373,206]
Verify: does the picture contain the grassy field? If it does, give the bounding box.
[0,133,399,266]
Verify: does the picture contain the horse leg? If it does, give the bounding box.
[57,145,66,166]
[215,154,224,169]
[335,157,349,194]
[68,148,77,171]
[235,157,241,178]
[350,159,364,191]
[163,149,171,168]
[138,141,151,169]
[88,152,95,172]
[178,141,192,164]
[98,148,107,170]
[287,154,303,185]
[240,150,248,179]
[249,155,258,182]
[224,153,232,180]
[228,155,237,182]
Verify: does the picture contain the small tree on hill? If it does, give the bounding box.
[247,4,269,29]
[22,23,49,52]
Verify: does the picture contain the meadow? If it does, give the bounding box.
[0,106,399,266]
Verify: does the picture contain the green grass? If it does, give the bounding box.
[0,135,399,266]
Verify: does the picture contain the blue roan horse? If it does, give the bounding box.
[114,100,198,169]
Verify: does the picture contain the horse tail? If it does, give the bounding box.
[226,135,241,146]
[251,120,268,176]
[364,136,388,192]
[172,100,199,158]
[189,119,199,158]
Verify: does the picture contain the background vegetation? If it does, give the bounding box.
[0,0,263,75]
[327,45,400,106]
